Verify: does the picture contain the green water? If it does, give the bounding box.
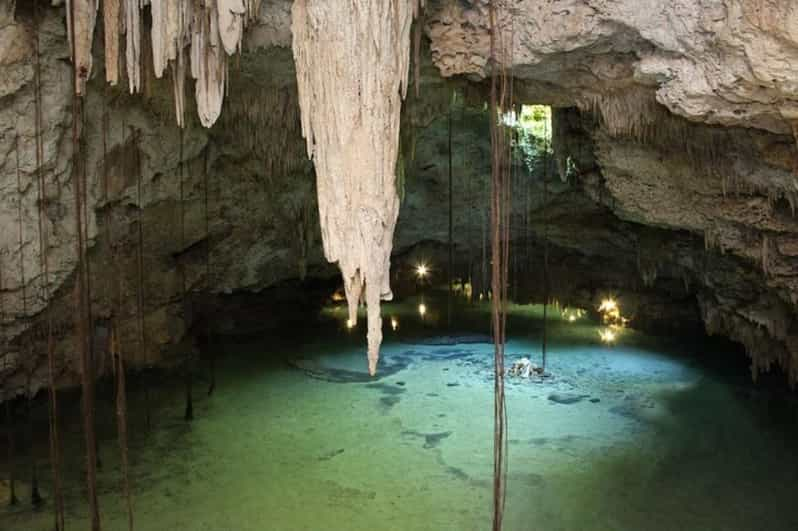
[2,299,798,530]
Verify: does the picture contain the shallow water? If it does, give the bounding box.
[3,298,798,530]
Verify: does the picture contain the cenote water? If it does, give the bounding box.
[2,297,798,530]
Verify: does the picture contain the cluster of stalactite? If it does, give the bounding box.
[216,85,309,179]
[579,86,798,215]
[68,0,261,127]
[700,297,798,386]
[291,0,424,376]
[579,87,739,178]
[2,2,233,523]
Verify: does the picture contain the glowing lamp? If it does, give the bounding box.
[598,298,617,313]
[418,303,427,317]
[415,263,429,279]
[599,328,616,343]
[346,318,355,329]
[391,317,398,331]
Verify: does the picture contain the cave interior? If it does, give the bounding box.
[2,1,798,530]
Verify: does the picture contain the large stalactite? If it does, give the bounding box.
[291,0,422,375]
[58,0,422,375]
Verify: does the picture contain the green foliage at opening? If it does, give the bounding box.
[511,104,552,174]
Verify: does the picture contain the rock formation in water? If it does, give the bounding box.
[0,0,797,392]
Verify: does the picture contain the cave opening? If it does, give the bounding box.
[2,1,798,531]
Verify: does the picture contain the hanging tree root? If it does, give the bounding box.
[489,1,513,529]
[34,0,65,522]
[105,89,134,531]
[67,1,101,527]
[5,399,18,506]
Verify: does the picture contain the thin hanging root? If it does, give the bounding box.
[111,323,134,531]
[541,117,550,372]
[104,90,134,531]
[80,91,98,472]
[67,1,101,527]
[15,133,42,508]
[133,128,150,432]
[447,90,453,329]
[203,147,215,397]
[5,398,18,506]
[26,379,43,507]
[489,1,511,529]
[33,0,65,523]
[413,5,424,99]
[1,253,16,509]
[178,127,193,422]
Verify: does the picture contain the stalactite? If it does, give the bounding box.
[104,0,120,85]
[151,1,181,78]
[125,0,142,93]
[217,0,247,54]
[66,1,265,125]
[173,45,188,128]
[292,0,423,375]
[191,5,226,128]
[33,0,65,521]
[579,86,747,184]
[65,0,99,95]
[67,0,101,526]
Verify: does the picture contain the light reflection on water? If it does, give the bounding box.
[3,296,797,530]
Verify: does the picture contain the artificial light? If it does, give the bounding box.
[415,263,429,279]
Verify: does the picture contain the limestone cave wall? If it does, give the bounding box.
[0,0,797,394]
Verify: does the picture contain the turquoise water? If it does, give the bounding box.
[2,298,798,530]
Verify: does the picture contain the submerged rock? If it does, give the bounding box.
[548,392,590,405]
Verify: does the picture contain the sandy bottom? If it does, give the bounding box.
[2,299,798,530]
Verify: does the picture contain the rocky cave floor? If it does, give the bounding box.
[2,295,798,531]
